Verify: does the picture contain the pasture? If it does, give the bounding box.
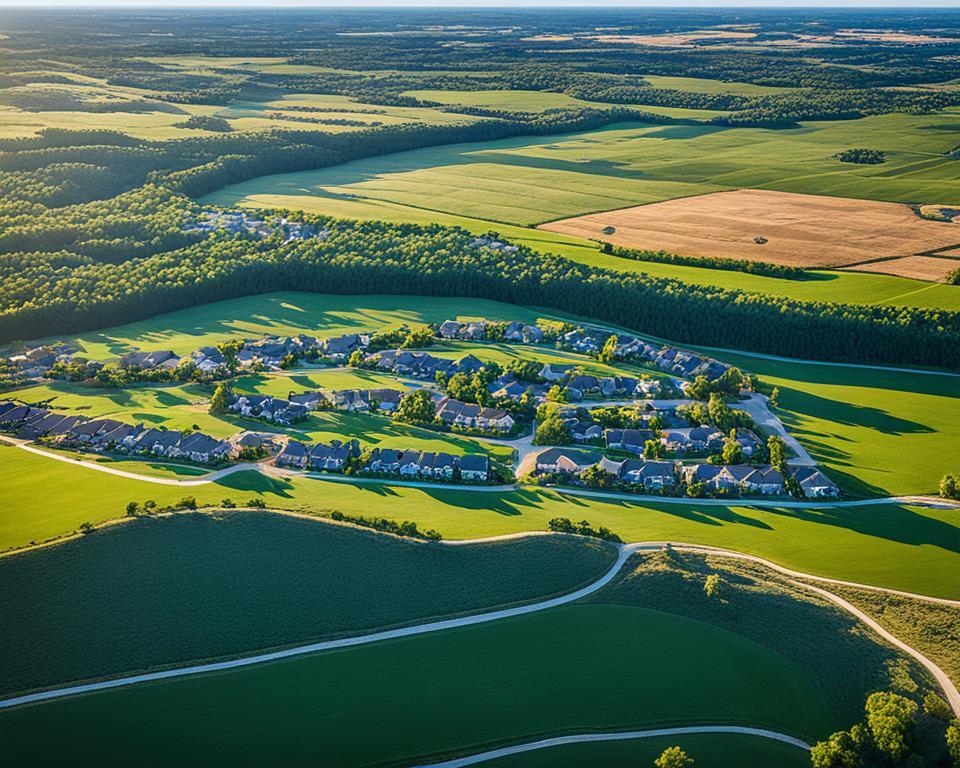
[0,604,837,767]
[540,189,960,271]
[0,513,615,696]
[3,447,960,599]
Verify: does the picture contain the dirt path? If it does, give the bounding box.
[413,726,810,767]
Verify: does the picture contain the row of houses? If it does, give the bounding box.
[0,402,232,464]
[365,349,486,381]
[275,440,491,482]
[435,397,516,433]
[525,446,839,497]
[435,317,731,382]
[293,388,405,413]
[184,211,330,244]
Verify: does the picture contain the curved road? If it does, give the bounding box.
[413,726,810,767]
[2,537,957,717]
[7,439,958,510]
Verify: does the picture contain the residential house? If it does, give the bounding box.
[791,466,840,498]
[605,428,655,454]
[276,440,309,469]
[459,454,490,482]
[368,448,401,474]
[660,426,725,453]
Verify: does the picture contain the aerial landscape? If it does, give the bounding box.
[1,2,959,766]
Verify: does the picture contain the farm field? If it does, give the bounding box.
[0,604,839,767]
[205,112,960,223]
[849,254,960,281]
[540,189,960,269]
[3,448,960,599]
[0,514,615,696]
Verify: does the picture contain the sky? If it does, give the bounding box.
[10,1,960,7]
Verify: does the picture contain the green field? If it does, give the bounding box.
[4,447,960,599]
[0,513,615,696]
[0,603,837,767]
[477,733,809,768]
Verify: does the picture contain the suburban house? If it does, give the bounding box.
[309,439,359,471]
[459,454,490,481]
[435,397,515,433]
[276,440,309,469]
[605,428,655,454]
[532,447,602,475]
[684,464,785,495]
[791,466,841,497]
[661,426,725,453]
[327,388,404,413]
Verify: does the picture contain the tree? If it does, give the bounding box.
[395,389,436,425]
[79,521,95,535]
[209,382,232,414]
[769,386,780,408]
[177,496,198,510]
[581,464,616,489]
[940,474,960,501]
[654,746,693,768]
[125,501,140,517]
[598,334,618,363]
[865,691,917,763]
[767,435,786,469]
[721,429,742,464]
[708,392,735,431]
[347,349,366,367]
[810,730,863,768]
[704,573,722,599]
[217,338,244,372]
[546,384,566,403]
[643,439,661,459]
[922,690,952,722]
[946,719,960,765]
[534,416,572,446]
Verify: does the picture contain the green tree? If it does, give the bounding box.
[208,381,232,414]
[395,389,436,425]
[177,496,198,510]
[581,464,616,489]
[125,501,140,517]
[643,439,661,459]
[769,386,780,408]
[708,392,735,431]
[940,474,960,501]
[767,435,786,469]
[865,691,917,763]
[347,349,366,367]
[216,338,244,373]
[598,334,618,363]
[946,719,960,765]
[79,521,95,535]
[721,429,743,464]
[810,730,863,768]
[545,384,566,403]
[923,690,952,722]
[534,417,572,446]
[704,573,722,599]
[654,746,693,768]
[401,326,434,348]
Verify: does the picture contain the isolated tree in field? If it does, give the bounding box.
[767,435,786,469]
[810,729,864,768]
[721,429,742,465]
[704,573,722,599]
[395,389,436,425]
[940,474,960,501]
[208,382,232,414]
[654,746,693,768]
[946,719,960,765]
[865,691,917,763]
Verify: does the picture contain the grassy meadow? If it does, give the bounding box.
[3,447,960,599]
[0,513,615,696]
[0,603,837,767]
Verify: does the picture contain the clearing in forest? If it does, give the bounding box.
[539,189,960,271]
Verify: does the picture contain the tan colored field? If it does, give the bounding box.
[589,30,756,47]
[848,255,960,282]
[538,189,960,270]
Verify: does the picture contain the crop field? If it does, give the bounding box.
[477,733,809,768]
[0,513,615,696]
[4,447,960,599]
[540,189,960,271]
[0,603,838,767]
[850,254,960,281]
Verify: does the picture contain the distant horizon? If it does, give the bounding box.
[6,1,960,9]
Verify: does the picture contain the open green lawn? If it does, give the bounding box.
[3,447,960,598]
[479,733,809,768]
[0,603,837,767]
[0,513,615,696]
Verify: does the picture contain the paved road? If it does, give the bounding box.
[736,392,815,466]
[6,438,959,511]
[413,726,810,767]
[2,537,957,716]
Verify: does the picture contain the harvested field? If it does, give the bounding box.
[539,189,960,269]
[847,255,960,281]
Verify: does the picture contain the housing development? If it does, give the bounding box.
[0,6,959,768]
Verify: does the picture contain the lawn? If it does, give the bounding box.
[3,447,960,599]
[0,604,837,767]
[0,512,615,696]
[476,733,809,768]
